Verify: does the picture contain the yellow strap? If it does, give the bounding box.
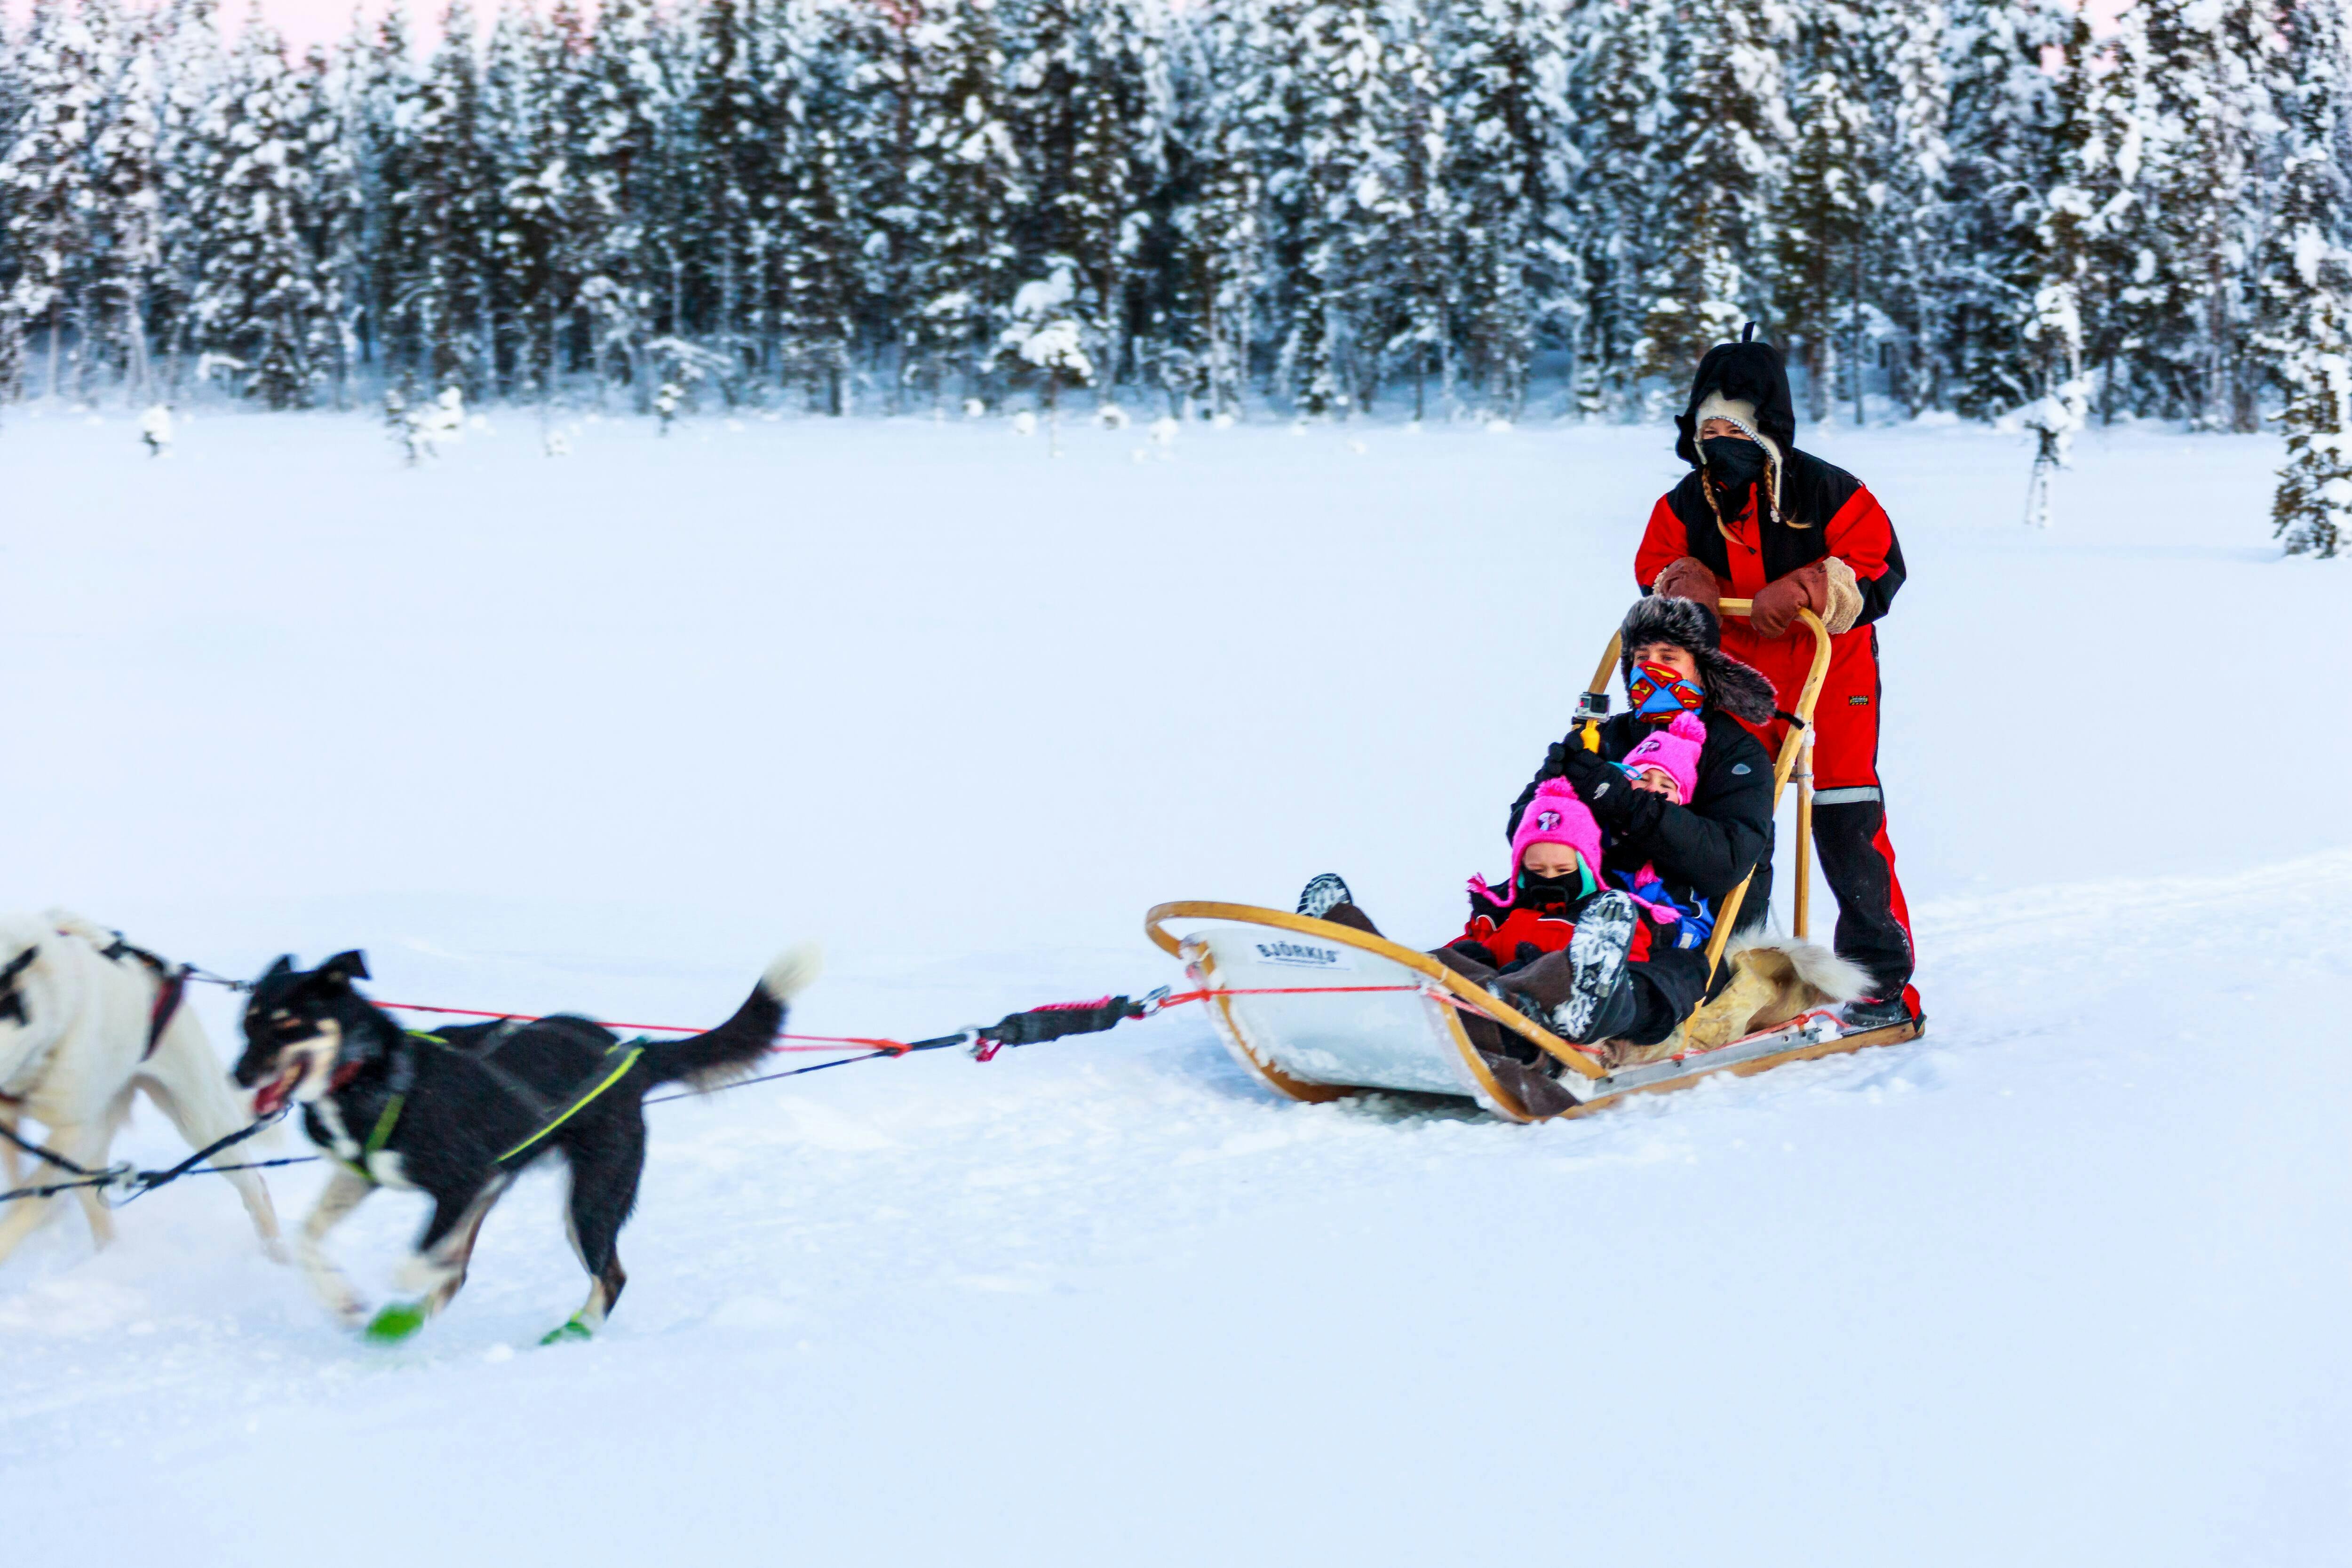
[364,1093,405,1157]
[493,1047,644,1165]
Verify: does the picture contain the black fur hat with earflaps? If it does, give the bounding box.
[1618,595,1780,724]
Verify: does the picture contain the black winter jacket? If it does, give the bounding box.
[1506,711,1774,914]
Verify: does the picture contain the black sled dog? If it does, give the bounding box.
[231,945,819,1345]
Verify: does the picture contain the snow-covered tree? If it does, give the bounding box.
[1637,0,1792,388]
[1383,0,1451,419]
[688,0,774,387]
[2132,0,2278,429]
[1937,0,2067,421]
[575,0,671,401]
[148,0,226,391]
[1566,0,1669,412]
[188,15,331,408]
[1162,0,1261,419]
[771,0,857,409]
[2265,0,2352,557]
[1869,0,1949,411]
[2020,9,2102,529]
[901,0,1023,405]
[1009,0,1165,392]
[1778,0,1871,422]
[1280,0,1398,414]
[85,0,165,398]
[391,0,494,395]
[997,257,1093,443]
[1,0,100,399]
[1446,0,1571,417]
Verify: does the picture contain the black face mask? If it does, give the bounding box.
[1517,868,1584,908]
[1702,435,1766,489]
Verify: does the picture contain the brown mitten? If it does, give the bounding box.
[1650,556,1722,617]
[1748,561,1828,638]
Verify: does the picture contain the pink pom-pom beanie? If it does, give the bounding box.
[1470,777,1608,910]
[1510,777,1606,879]
[1619,710,1707,804]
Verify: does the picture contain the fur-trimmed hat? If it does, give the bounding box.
[1618,595,1779,724]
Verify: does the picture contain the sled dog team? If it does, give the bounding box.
[0,331,1915,1341]
[0,913,818,1345]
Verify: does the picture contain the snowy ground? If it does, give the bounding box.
[2,406,2345,1565]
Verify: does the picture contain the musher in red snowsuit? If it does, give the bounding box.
[1633,331,1920,1027]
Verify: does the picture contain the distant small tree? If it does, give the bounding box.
[998,259,1093,450]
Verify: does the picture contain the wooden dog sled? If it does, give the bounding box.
[1145,601,1924,1122]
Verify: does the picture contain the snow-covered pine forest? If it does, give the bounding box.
[4,0,2352,551]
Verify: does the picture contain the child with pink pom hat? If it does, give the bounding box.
[1619,710,1707,806]
[1448,777,1623,971]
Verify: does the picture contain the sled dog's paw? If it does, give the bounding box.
[363,1301,429,1344]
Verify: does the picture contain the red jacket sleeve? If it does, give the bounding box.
[1823,484,1893,582]
[1821,482,1906,624]
[1632,493,1690,590]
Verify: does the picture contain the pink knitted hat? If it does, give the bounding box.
[1470,777,1606,910]
[1620,711,1706,804]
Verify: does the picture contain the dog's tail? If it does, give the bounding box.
[636,945,823,1093]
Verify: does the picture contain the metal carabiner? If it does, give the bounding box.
[95,1163,144,1209]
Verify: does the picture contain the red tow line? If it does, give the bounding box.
[374,981,1455,1062]
[374,1000,918,1054]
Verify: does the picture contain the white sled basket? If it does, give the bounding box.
[1146,902,1607,1122]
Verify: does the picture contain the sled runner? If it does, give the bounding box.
[1145,601,1924,1123]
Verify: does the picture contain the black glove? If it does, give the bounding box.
[1554,741,1643,819]
[1572,756,1669,842]
[1553,740,1613,792]
[1497,941,1545,975]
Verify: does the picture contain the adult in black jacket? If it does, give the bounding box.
[1500,595,1778,1039]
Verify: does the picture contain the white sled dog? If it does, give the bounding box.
[0,911,282,1265]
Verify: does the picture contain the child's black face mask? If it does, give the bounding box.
[1518,868,1582,908]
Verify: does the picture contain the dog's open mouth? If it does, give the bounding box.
[252,1061,304,1117]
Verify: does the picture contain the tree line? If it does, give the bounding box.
[2,0,2349,549]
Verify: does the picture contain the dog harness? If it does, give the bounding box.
[336,1022,645,1182]
[0,935,184,1107]
[95,935,190,1061]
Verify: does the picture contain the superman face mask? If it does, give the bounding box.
[1627,660,1705,720]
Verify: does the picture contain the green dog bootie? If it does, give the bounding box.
[539,1314,595,1347]
[364,1301,429,1344]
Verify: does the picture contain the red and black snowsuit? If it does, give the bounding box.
[1636,340,1919,1011]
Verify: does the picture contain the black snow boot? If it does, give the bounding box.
[1841,992,1917,1031]
[1296,873,1354,920]
[1553,891,1641,1045]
